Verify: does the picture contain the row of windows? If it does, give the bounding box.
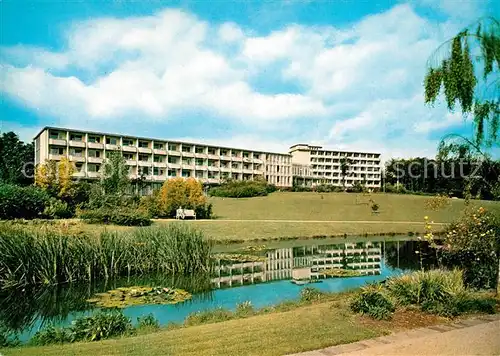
[49,130,273,159]
[311,151,380,159]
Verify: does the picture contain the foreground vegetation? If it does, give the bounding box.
[0,224,213,289]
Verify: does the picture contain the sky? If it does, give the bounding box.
[0,0,498,159]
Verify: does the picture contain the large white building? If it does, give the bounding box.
[289,144,382,189]
[33,127,382,192]
[34,127,293,193]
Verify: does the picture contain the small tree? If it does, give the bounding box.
[157,177,207,217]
[35,158,74,198]
[340,158,352,190]
[101,152,130,196]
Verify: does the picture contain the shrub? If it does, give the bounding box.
[300,287,325,302]
[30,326,72,346]
[184,308,233,326]
[71,311,132,342]
[209,179,273,198]
[0,324,20,347]
[43,199,72,219]
[0,183,51,220]
[136,314,160,330]
[350,284,395,320]
[79,208,151,226]
[235,301,254,317]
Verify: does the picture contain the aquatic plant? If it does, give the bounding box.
[86,286,191,308]
[136,314,160,331]
[0,224,213,289]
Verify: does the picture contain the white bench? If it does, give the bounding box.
[175,209,197,220]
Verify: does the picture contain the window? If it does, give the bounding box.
[195,147,205,154]
[196,158,204,166]
[88,136,101,143]
[254,153,260,159]
[88,164,100,172]
[123,139,134,146]
[123,153,134,160]
[220,149,228,156]
[182,170,191,178]
[106,137,118,145]
[153,167,164,176]
[153,156,163,163]
[168,169,176,177]
[139,154,149,162]
[207,148,216,155]
[243,152,249,158]
[49,131,62,140]
[168,157,178,164]
[75,163,83,171]
[89,150,101,158]
[71,148,83,156]
[50,147,64,155]
[140,167,150,175]
[168,144,177,151]
[154,142,164,150]
[139,141,149,148]
[182,158,192,165]
[182,145,192,153]
[70,133,83,141]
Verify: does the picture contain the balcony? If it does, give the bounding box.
[48,154,64,161]
[253,158,263,164]
[182,164,195,170]
[220,155,231,161]
[138,147,152,154]
[49,138,67,146]
[122,146,136,153]
[253,170,264,175]
[181,151,194,157]
[153,175,166,182]
[195,152,208,158]
[243,169,253,174]
[88,157,103,164]
[195,165,208,171]
[106,144,119,150]
[220,167,231,173]
[243,157,252,163]
[208,166,219,172]
[153,149,167,155]
[153,162,167,168]
[69,155,85,163]
[73,171,86,178]
[69,140,86,148]
[138,160,152,167]
[88,142,104,149]
[168,150,181,156]
[87,171,101,179]
[126,159,137,166]
[231,156,242,162]
[168,163,181,169]
[207,178,220,184]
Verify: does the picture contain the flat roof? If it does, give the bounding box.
[289,143,380,155]
[34,126,292,156]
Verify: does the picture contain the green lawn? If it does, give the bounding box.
[3,302,385,356]
[7,192,499,242]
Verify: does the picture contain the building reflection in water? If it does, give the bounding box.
[211,241,382,288]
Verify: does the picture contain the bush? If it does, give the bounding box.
[300,287,326,302]
[235,301,255,317]
[195,203,213,219]
[350,284,395,320]
[184,308,233,326]
[71,311,132,342]
[209,179,274,198]
[0,183,51,220]
[0,324,20,347]
[136,314,160,330]
[43,199,72,219]
[30,326,72,346]
[79,208,151,226]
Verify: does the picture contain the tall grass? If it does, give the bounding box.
[0,224,213,289]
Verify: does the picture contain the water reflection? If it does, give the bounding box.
[1,238,426,339]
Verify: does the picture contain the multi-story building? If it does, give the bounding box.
[289,144,381,189]
[34,127,293,193]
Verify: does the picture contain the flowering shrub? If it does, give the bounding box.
[442,207,500,290]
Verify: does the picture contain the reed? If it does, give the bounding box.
[0,224,213,289]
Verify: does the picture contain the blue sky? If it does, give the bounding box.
[0,0,498,158]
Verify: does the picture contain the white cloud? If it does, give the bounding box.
[218,22,245,42]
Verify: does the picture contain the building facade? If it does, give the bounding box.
[289,144,381,188]
[34,127,293,193]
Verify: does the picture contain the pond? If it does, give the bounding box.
[1,236,436,342]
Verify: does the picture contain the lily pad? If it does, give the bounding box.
[86,286,192,308]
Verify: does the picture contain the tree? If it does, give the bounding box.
[0,131,34,186]
[340,157,352,189]
[35,158,74,199]
[101,152,130,196]
[424,17,499,150]
[157,177,207,217]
